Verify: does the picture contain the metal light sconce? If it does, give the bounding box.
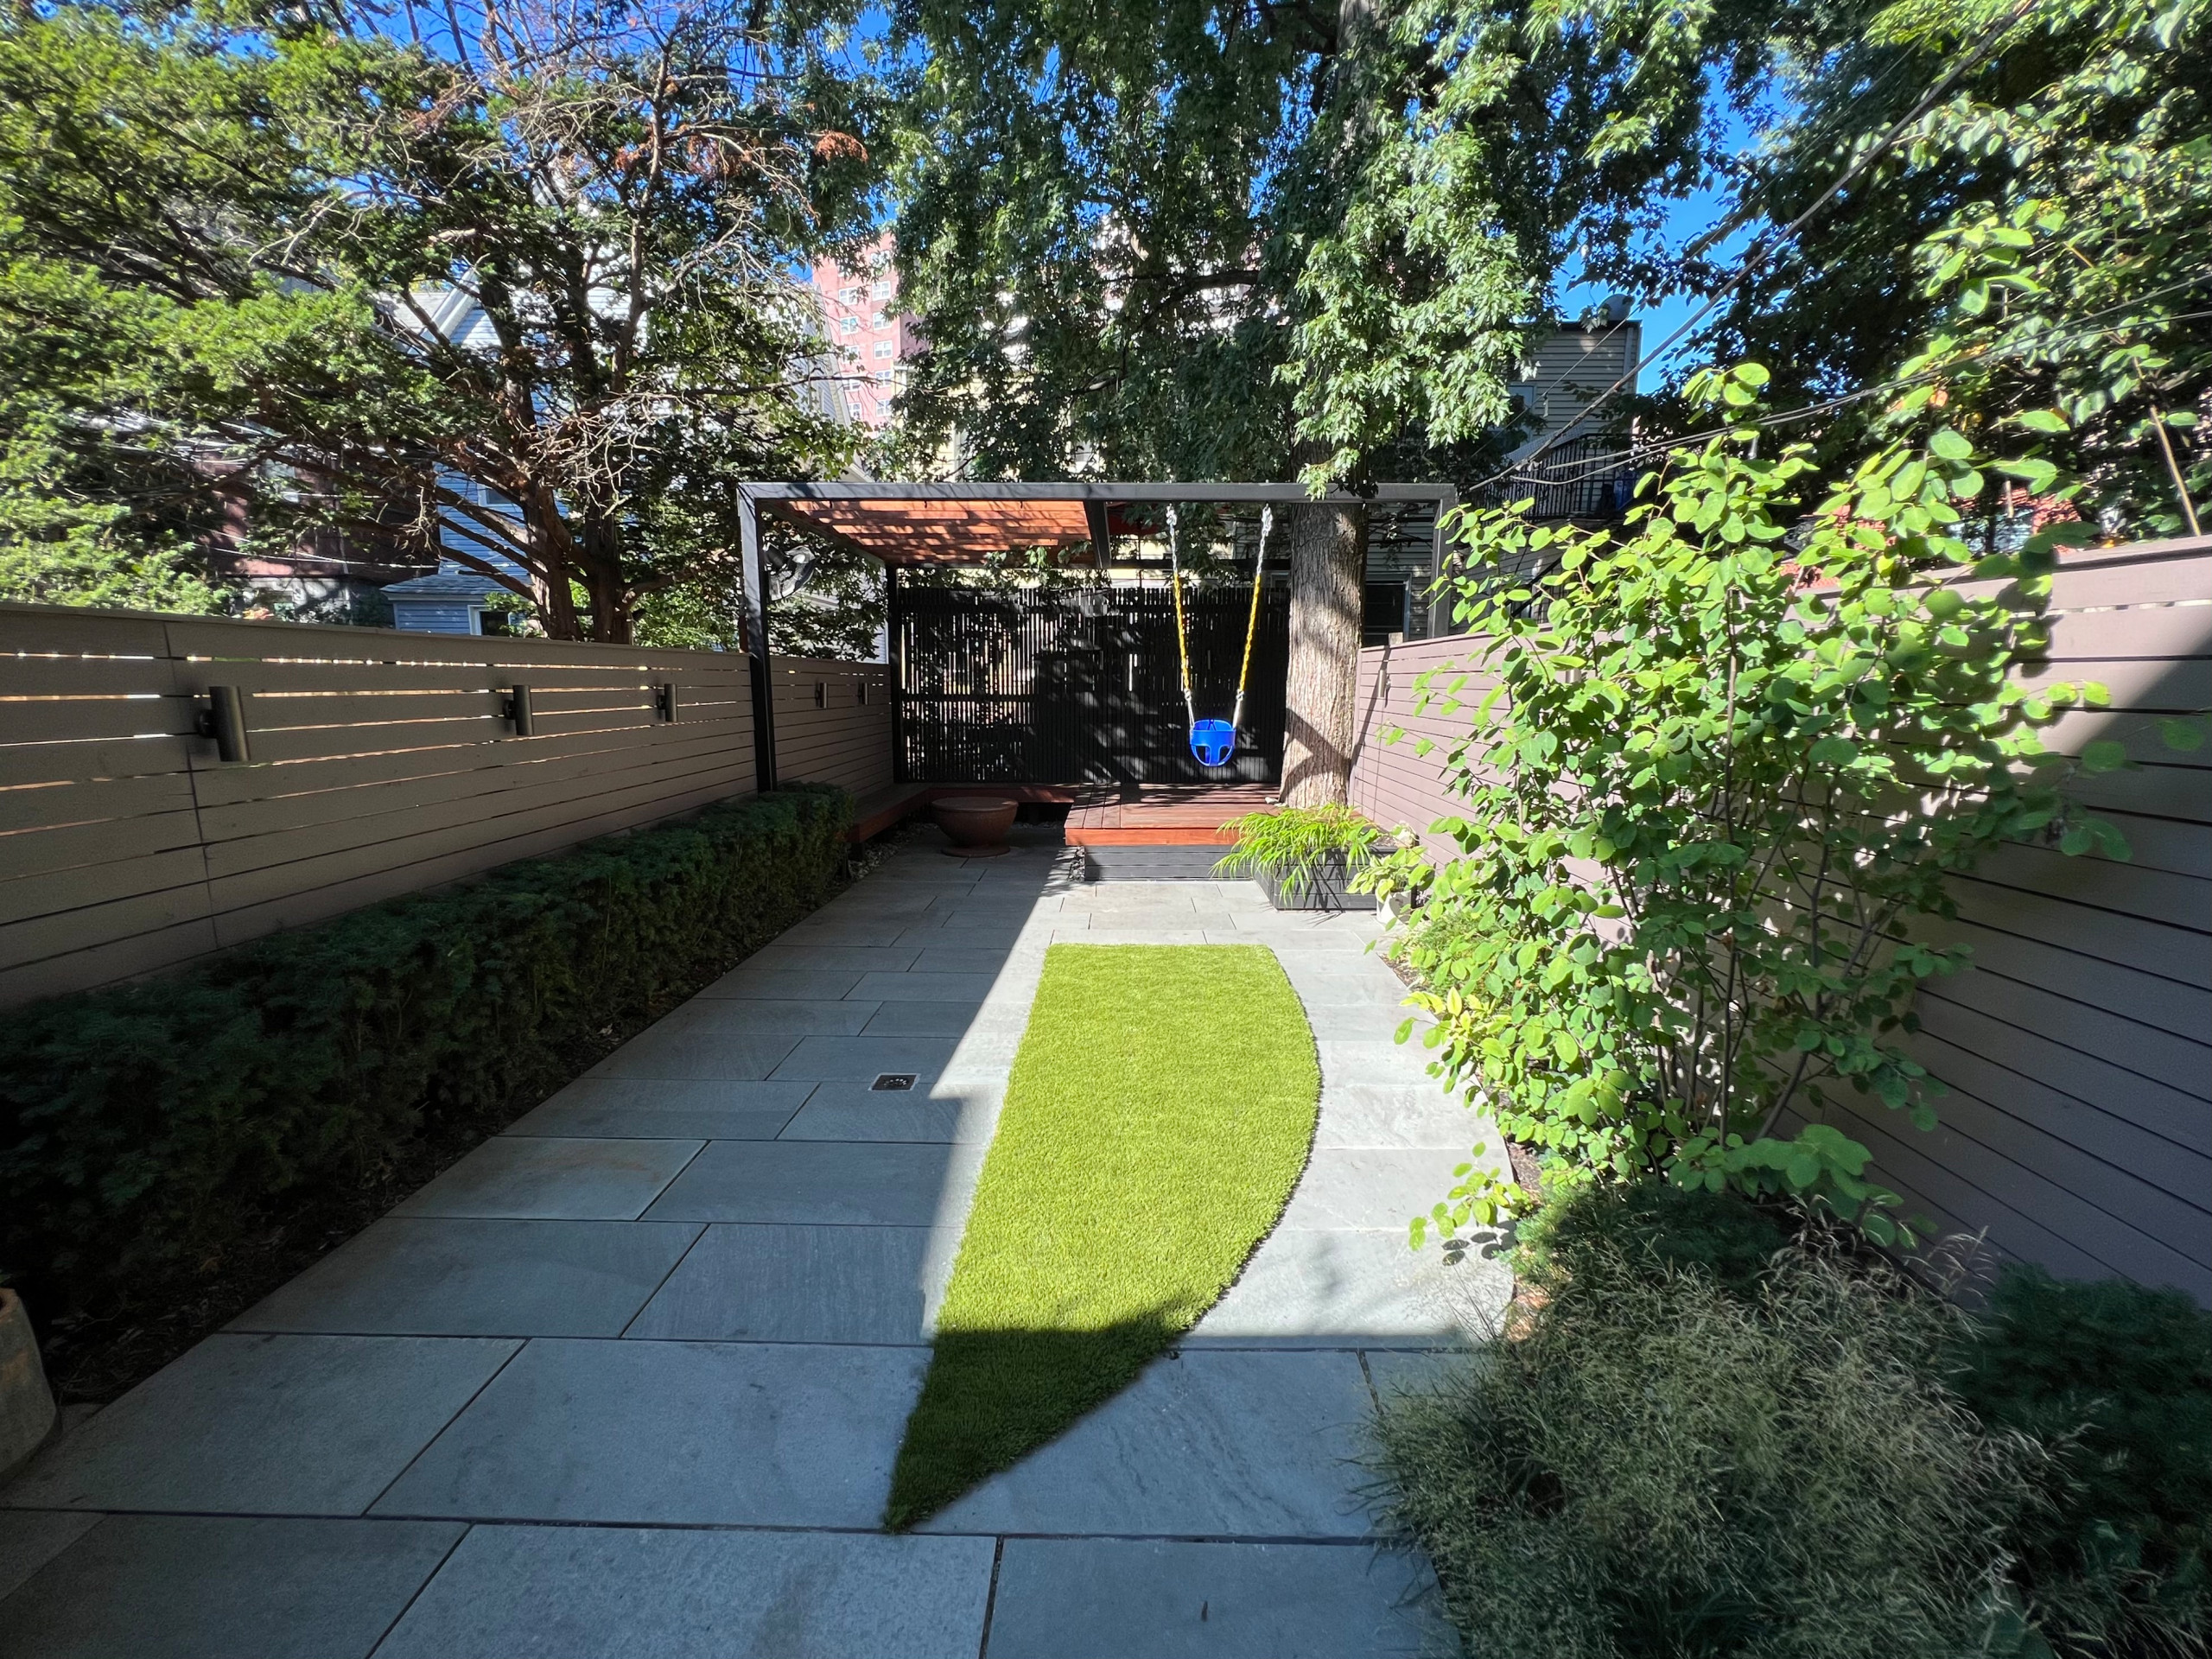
[502,684,534,736]
[654,683,679,722]
[198,685,251,763]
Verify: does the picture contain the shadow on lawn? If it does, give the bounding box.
[883,1310,1184,1530]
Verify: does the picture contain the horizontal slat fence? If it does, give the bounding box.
[0,601,896,1007]
[771,657,893,797]
[1347,538,2212,1301]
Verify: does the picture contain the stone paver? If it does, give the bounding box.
[583,1027,802,1080]
[505,1077,810,1139]
[0,1516,464,1659]
[375,1525,994,1659]
[624,1222,950,1344]
[231,1218,705,1338]
[985,1539,1444,1658]
[778,1079,991,1142]
[391,1135,702,1220]
[0,1334,519,1515]
[919,1349,1377,1538]
[0,1512,100,1602]
[642,1138,978,1226]
[2,835,1498,1657]
[371,1338,927,1527]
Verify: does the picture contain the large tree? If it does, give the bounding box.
[1590,0,2209,536]
[883,0,1709,798]
[0,0,885,640]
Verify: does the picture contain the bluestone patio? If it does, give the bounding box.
[0,830,1507,1658]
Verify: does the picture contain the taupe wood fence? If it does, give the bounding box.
[1348,537,2212,1302]
[769,655,893,798]
[0,605,890,1007]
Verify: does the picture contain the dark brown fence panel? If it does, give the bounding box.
[895,583,1290,785]
[0,605,764,1005]
[1348,538,2212,1301]
[771,657,893,798]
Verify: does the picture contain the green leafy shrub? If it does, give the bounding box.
[0,785,852,1313]
[1955,1267,2212,1657]
[1371,363,2126,1244]
[1514,1173,1789,1299]
[1376,1217,2040,1659]
[1211,803,1386,895]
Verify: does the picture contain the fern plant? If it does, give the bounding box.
[1211,803,1388,895]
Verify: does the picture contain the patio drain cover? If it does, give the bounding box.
[872,1073,918,1091]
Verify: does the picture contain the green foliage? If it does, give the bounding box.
[884,0,1713,488]
[1512,1173,1789,1298]
[0,0,880,639]
[1376,1224,2039,1659]
[886,944,1319,1528]
[0,787,852,1314]
[1615,0,2209,538]
[1211,803,1386,890]
[1376,363,2120,1244]
[1955,1267,2212,1656]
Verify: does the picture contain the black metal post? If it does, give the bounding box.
[738,489,778,791]
[884,563,904,784]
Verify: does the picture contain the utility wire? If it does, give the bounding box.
[1481,0,2044,492]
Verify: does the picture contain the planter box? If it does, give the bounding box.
[1257,853,1376,912]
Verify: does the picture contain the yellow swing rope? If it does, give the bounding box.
[1229,505,1271,736]
[1166,505,1197,732]
[1166,504,1272,747]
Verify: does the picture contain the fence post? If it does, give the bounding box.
[886,564,904,785]
[738,488,778,791]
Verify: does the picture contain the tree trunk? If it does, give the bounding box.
[1280,481,1365,807]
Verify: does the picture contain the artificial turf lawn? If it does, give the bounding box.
[882,943,1321,1529]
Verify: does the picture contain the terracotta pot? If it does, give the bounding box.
[932,795,1017,857]
[0,1287,56,1481]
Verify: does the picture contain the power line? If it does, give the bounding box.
[1479,0,2044,492]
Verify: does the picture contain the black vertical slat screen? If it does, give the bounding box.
[895,583,1291,784]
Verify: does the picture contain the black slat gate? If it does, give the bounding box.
[894,583,1291,785]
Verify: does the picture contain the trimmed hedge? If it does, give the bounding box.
[0,785,853,1311]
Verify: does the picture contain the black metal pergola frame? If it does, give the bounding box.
[734,480,1460,791]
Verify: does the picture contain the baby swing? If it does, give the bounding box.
[1164,503,1272,768]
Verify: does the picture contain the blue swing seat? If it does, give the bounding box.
[1189,718,1236,767]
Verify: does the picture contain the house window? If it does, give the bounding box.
[1362,582,1408,646]
[839,315,858,334]
[477,608,512,637]
[873,340,893,359]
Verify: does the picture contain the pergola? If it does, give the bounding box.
[734,480,1459,789]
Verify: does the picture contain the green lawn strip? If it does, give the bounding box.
[883,943,1321,1529]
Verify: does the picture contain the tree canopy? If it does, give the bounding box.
[881,0,1714,489]
[0,0,886,639]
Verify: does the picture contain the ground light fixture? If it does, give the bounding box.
[872,1073,917,1091]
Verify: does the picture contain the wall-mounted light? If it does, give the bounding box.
[197,685,251,764]
[502,684,534,736]
[813,681,827,709]
[654,683,679,722]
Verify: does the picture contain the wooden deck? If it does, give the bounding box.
[847,781,1279,845]
[1063,785,1279,846]
[845,782,1083,842]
